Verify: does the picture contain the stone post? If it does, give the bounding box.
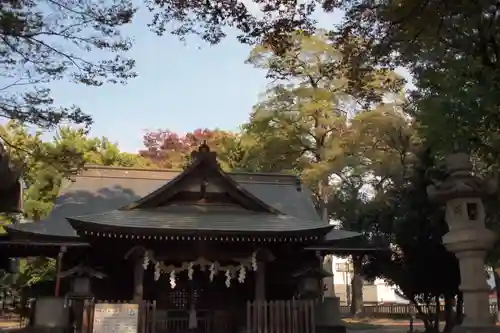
[316,253,345,333]
[322,255,336,297]
[427,151,497,331]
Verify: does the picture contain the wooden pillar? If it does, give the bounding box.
[54,246,67,297]
[255,262,266,301]
[133,254,144,303]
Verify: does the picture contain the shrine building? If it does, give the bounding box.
[0,143,364,333]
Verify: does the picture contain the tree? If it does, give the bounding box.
[244,31,403,216]
[146,0,500,162]
[52,128,155,169]
[0,121,150,292]
[325,1,500,164]
[1,122,154,222]
[326,104,416,315]
[241,32,405,314]
[362,148,462,333]
[140,128,243,170]
[0,0,137,129]
[146,0,497,60]
[328,0,500,314]
[331,1,498,67]
[350,102,417,188]
[0,122,75,221]
[147,0,317,49]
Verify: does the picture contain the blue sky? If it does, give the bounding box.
[44,7,347,153]
[2,6,408,153]
[45,8,271,152]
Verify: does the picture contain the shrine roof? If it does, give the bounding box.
[304,231,383,254]
[6,163,326,239]
[65,144,335,236]
[0,234,88,257]
[67,204,329,234]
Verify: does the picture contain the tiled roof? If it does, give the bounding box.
[7,165,326,238]
[68,204,329,233]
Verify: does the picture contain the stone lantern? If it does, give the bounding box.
[292,262,332,299]
[427,151,497,330]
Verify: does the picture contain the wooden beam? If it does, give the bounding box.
[133,257,144,303]
[130,249,145,303]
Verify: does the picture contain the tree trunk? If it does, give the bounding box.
[350,255,364,317]
[443,294,455,333]
[318,178,329,222]
[414,302,431,331]
[422,315,432,333]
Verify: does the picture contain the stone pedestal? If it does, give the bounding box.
[428,151,497,332]
[33,297,68,330]
[444,227,495,327]
[315,297,346,333]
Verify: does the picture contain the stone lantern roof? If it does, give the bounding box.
[427,151,496,202]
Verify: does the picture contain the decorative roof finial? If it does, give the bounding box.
[198,140,210,153]
[191,141,217,165]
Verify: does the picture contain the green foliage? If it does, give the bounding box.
[147,0,316,48]
[243,32,404,195]
[232,32,414,316]
[0,121,151,290]
[328,107,417,238]
[362,149,461,331]
[234,29,469,326]
[1,121,154,220]
[144,0,500,172]
[52,128,155,169]
[15,258,56,288]
[0,0,137,128]
[325,0,500,166]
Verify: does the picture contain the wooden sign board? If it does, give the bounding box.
[92,303,139,333]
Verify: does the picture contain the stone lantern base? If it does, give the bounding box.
[315,297,346,333]
[33,297,68,331]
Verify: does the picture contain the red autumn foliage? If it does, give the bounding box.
[139,128,225,168]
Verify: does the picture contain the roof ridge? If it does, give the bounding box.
[76,175,174,181]
[229,171,298,178]
[83,164,299,178]
[80,164,301,187]
[84,164,183,172]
